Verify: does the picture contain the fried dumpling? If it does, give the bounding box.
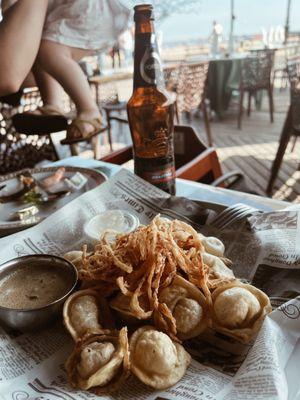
[63,289,113,342]
[77,341,115,378]
[203,253,234,280]
[110,292,150,324]
[157,275,210,340]
[66,327,130,394]
[129,326,191,390]
[110,293,134,321]
[198,234,225,257]
[212,281,272,343]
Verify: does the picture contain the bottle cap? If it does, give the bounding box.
[134,4,154,21]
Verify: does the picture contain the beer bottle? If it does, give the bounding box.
[127,4,176,195]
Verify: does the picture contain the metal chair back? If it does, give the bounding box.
[0,89,59,174]
[176,61,209,113]
[163,64,181,93]
[242,50,274,91]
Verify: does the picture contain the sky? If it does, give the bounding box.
[157,0,300,43]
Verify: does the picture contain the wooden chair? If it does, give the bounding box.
[235,50,275,129]
[101,125,244,188]
[267,57,300,195]
[176,62,213,146]
[1,89,61,174]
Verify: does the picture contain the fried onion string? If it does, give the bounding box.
[78,216,213,326]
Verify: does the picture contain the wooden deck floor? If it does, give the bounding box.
[186,90,300,203]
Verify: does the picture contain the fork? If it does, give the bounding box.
[208,203,259,230]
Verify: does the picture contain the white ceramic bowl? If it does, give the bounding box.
[84,210,140,244]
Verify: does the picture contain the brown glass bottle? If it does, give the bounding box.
[127,4,176,195]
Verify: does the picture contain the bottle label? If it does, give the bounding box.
[134,33,164,88]
[134,154,175,185]
[142,165,176,184]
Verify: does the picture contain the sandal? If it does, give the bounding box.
[12,105,68,135]
[61,117,107,145]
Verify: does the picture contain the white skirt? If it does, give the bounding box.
[42,0,130,52]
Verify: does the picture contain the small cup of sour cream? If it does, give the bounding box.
[84,210,140,244]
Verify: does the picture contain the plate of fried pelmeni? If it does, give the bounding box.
[62,215,272,395]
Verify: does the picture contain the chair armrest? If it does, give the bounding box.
[100,145,133,164]
[211,170,244,188]
[108,116,128,124]
[175,148,221,181]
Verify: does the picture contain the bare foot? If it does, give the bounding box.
[25,104,64,116]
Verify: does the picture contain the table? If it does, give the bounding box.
[186,55,264,118]
[88,59,248,120]
[207,57,243,118]
[89,61,243,118]
[89,70,133,86]
[88,69,133,106]
[51,156,287,212]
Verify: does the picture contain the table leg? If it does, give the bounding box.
[91,135,101,159]
[237,88,244,129]
[247,92,251,116]
[104,109,113,152]
[48,134,59,161]
[95,84,100,107]
[174,99,180,124]
[268,85,274,123]
[70,144,79,156]
[202,100,213,147]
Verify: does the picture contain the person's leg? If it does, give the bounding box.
[20,71,36,89]
[0,0,48,95]
[32,63,66,113]
[21,63,65,115]
[37,39,101,135]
